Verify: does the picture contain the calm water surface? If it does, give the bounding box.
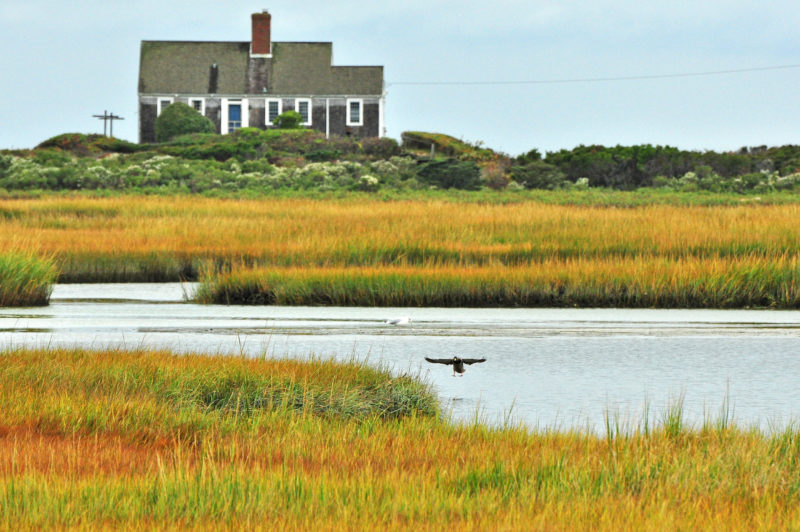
[3,283,800,433]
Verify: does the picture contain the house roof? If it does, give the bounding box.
[139,41,383,96]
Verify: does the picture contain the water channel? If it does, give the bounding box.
[2,283,800,433]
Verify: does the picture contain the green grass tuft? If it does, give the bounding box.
[0,251,58,306]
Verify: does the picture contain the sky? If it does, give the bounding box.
[2,1,799,156]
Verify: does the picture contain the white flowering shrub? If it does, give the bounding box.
[1,157,54,189]
[369,160,397,177]
[141,155,174,171]
[775,172,800,190]
[357,174,379,191]
[369,156,417,184]
[573,177,590,190]
[505,180,525,191]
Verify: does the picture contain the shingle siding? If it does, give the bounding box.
[139,101,157,143]
[138,34,384,142]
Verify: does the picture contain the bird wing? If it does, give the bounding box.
[462,358,487,365]
[425,357,454,365]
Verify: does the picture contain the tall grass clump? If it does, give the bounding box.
[194,257,800,308]
[0,251,57,306]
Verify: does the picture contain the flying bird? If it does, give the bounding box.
[425,356,487,377]
[385,317,412,325]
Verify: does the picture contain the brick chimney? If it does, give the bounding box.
[251,10,271,56]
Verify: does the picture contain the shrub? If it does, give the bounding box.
[32,149,73,167]
[509,161,566,189]
[262,129,322,154]
[167,133,220,146]
[94,137,141,153]
[362,137,401,159]
[155,102,215,143]
[321,135,362,156]
[305,149,341,162]
[0,154,12,178]
[515,148,542,164]
[652,175,677,189]
[482,161,510,190]
[733,172,768,193]
[416,158,482,190]
[695,165,725,192]
[356,174,380,191]
[775,172,800,190]
[274,110,305,129]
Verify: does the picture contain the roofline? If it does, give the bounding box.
[141,40,250,44]
[140,40,334,45]
[139,92,383,98]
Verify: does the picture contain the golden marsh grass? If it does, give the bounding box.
[2,347,800,530]
[2,195,799,306]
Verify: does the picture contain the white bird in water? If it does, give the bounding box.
[385,317,412,325]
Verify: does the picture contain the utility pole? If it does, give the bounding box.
[92,111,124,137]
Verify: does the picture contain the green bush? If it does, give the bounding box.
[362,137,401,159]
[0,154,12,178]
[515,148,542,164]
[305,149,341,162]
[509,161,566,189]
[93,137,141,154]
[416,158,482,190]
[733,172,768,193]
[155,103,215,143]
[273,110,305,129]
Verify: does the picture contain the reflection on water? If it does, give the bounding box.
[2,283,800,433]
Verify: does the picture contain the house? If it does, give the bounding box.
[137,11,385,143]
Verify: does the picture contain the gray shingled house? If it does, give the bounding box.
[138,11,384,143]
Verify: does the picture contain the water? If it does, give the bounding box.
[3,283,800,433]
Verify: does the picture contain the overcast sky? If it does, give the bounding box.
[2,1,799,155]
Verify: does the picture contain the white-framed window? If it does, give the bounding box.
[221,98,249,134]
[188,98,205,115]
[266,98,282,125]
[295,98,312,126]
[157,97,174,115]
[346,99,363,126]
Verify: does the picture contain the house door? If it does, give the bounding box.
[228,103,242,132]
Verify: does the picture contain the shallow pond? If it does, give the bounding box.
[3,283,800,433]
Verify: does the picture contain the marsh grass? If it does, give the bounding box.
[0,251,57,306]
[194,256,800,308]
[2,347,800,529]
[3,195,800,306]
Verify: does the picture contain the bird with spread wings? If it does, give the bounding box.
[425,356,486,376]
